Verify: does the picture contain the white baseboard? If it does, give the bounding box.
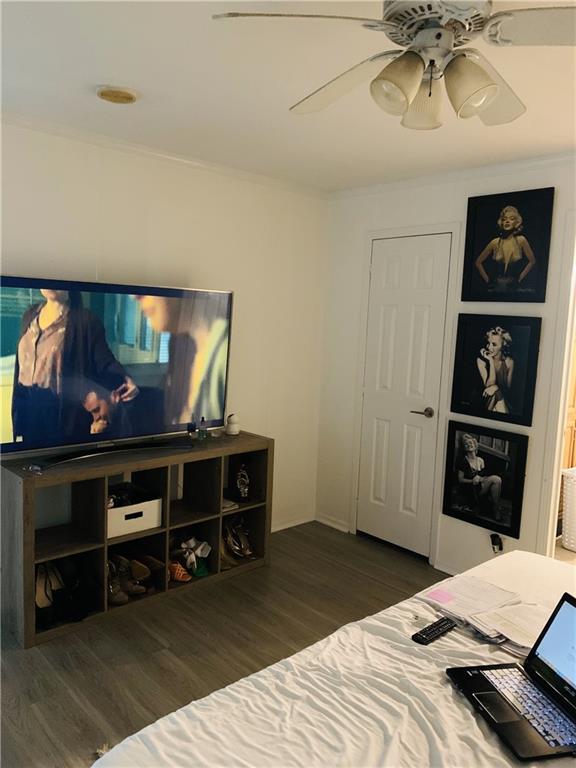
[315,514,350,533]
[432,561,459,576]
[271,515,315,533]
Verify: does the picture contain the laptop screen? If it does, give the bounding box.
[527,593,576,715]
[534,601,576,688]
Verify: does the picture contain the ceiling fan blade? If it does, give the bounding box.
[213,12,394,32]
[483,6,576,46]
[463,50,527,126]
[290,51,400,114]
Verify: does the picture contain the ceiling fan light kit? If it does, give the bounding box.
[215,1,576,130]
[370,51,425,115]
[444,54,499,118]
[401,78,443,130]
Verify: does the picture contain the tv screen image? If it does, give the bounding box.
[0,276,232,454]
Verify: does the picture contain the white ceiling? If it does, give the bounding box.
[3,1,576,192]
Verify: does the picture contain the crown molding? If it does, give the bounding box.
[2,115,329,201]
[329,152,576,200]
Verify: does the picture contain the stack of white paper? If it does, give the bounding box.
[417,575,551,655]
[416,575,519,622]
[469,602,551,653]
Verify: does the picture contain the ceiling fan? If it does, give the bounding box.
[214,1,576,129]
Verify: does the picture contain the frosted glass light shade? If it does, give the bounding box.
[370,52,425,116]
[401,78,442,129]
[444,55,499,118]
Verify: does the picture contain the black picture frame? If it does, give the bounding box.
[442,421,528,539]
[451,314,541,426]
[461,187,554,302]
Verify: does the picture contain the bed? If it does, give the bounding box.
[93,550,575,767]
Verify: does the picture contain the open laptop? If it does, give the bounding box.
[446,592,576,761]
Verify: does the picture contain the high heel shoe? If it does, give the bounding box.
[232,522,254,558]
[35,564,55,629]
[223,525,244,558]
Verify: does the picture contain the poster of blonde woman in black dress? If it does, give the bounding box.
[451,314,541,426]
[461,187,554,302]
[442,421,527,539]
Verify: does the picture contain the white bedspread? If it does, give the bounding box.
[94,551,576,768]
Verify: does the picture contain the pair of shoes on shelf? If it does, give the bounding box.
[175,537,212,576]
[35,558,92,628]
[35,562,64,629]
[108,555,166,603]
[223,520,254,560]
[110,554,149,596]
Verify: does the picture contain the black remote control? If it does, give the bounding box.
[411,616,457,645]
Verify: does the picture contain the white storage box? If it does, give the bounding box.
[107,498,162,539]
[561,468,576,552]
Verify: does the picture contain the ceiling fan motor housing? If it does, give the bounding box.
[381,0,492,47]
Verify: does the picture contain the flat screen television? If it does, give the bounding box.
[0,276,233,455]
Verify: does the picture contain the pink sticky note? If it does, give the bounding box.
[426,588,454,604]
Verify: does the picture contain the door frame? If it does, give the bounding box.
[349,222,461,565]
[538,211,576,556]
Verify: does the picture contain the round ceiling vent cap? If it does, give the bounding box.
[96,87,139,105]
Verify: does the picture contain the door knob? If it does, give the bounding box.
[410,407,435,418]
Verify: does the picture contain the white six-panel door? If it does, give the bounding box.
[357,233,451,556]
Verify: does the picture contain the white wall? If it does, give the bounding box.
[4,125,575,570]
[2,124,329,531]
[318,156,576,573]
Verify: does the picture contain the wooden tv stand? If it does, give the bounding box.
[1,432,273,648]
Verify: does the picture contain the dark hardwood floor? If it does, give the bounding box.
[1,522,444,768]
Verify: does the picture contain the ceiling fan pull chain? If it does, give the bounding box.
[428,61,434,98]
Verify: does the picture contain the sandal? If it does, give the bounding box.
[179,538,198,571]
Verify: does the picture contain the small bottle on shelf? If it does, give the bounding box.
[197,417,208,441]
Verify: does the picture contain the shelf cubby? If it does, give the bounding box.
[169,501,219,529]
[35,549,106,635]
[108,531,168,604]
[224,450,268,508]
[168,518,220,588]
[184,458,221,513]
[222,506,267,562]
[34,478,105,562]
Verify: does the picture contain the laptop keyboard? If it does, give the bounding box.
[482,668,576,748]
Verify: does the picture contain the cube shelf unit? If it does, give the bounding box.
[1,432,273,648]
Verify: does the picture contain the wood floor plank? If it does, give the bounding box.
[1,522,444,767]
